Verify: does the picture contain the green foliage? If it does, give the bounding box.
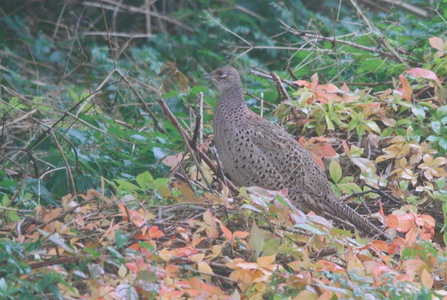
[0,0,447,296]
[0,239,69,299]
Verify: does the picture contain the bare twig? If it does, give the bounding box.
[50,131,77,197]
[249,70,298,88]
[156,98,237,192]
[270,71,290,101]
[349,0,412,67]
[83,0,193,32]
[115,69,166,133]
[283,25,419,66]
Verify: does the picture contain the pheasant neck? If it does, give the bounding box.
[216,86,249,116]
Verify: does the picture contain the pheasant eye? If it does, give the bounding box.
[216,71,227,79]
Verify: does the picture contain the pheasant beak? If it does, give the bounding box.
[203,72,213,80]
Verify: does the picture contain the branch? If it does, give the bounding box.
[281,22,420,66]
[156,98,237,193]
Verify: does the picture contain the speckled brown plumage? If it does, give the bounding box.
[206,66,388,239]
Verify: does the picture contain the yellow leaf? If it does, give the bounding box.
[257,254,276,269]
[198,261,214,274]
[421,268,433,288]
[205,245,222,260]
[189,253,205,263]
[118,264,127,278]
[229,269,253,292]
[203,210,215,226]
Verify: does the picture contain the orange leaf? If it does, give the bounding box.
[418,215,435,240]
[398,74,412,101]
[371,240,389,252]
[295,80,311,88]
[191,237,206,248]
[118,203,128,221]
[148,226,165,239]
[233,231,250,239]
[388,237,406,255]
[387,213,415,232]
[128,242,140,251]
[219,222,233,241]
[314,260,345,273]
[43,208,62,223]
[405,227,417,244]
[405,68,440,82]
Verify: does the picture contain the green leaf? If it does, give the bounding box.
[116,230,130,249]
[435,105,447,119]
[293,223,327,235]
[151,178,170,189]
[426,135,440,142]
[325,115,335,131]
[364,120,381,133]
[248,221,264,259]
[347,119,358,131]
[411,105,425,121]
[135,171,153,188]
[436,177,446,189]
[338,183,362,194]
[140,242,155,251]
[329,159,342,183]
[8,211,19,221]
[395,119,411,126]
[431,121,442,134]
[107,246,124,261]
[356,125,365,139]
[439,137,447,150]
[68,88,79,102]
[115,179,141,192]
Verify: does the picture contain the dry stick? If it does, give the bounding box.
[156,98,213,192]
[286,66,299,81]
[283,25,419,66]
[270,72,290,101]
[29,256,81,269]
[252,67,393,89]
[0,109,37,132]
[50,131,77,197]
[260,92,264,118]
[85,0,193,32]
[157,98,237,192]
[251,65,270,75]
[346,81,393,87]
[245,92,276,108]
[199,92,204,145]
[145,0,151,35]
[364,184,401,204]
[191,114,201,150]
[377,0,430,17]
[349,0,412,68]
[115,69,166,133]
[250,70,298,88]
